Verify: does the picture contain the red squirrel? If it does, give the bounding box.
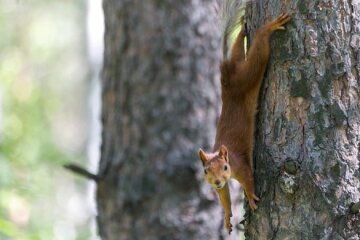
[198,0,291,234]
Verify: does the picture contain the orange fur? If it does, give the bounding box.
[199,13,291,234]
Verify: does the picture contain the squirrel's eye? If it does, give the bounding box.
[224,165,228,171]
[204,169,207,175]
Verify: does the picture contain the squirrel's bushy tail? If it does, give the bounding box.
[221,0,249,60]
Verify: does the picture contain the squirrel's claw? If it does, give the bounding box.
[249,194,260,211]
[253,194,260,201]
[246,193,260,211]
[225,222,232,234]
[274,13,291,30]
[266,13,291,32]
[225,215,232,234]
[249,199,258,211]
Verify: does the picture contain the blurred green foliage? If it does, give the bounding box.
[0,0,92,239]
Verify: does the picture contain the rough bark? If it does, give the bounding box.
[246,0,360,239]
[97,0,243,239]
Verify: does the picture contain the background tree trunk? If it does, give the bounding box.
[97,1,243,239]
[246,1,360,239]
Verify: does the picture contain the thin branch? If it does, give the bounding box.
[63,163,100,182]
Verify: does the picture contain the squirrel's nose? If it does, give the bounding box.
[215,180,221,186]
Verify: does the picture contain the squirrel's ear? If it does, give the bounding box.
[219,145,228,159]
[198,149,208,166]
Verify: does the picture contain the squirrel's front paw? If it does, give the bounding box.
[224,215,232,234]
[249,199,258,211]
[249,194,260,211]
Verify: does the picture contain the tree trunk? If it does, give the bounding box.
[97,1,243,239]
[246,1,360,239]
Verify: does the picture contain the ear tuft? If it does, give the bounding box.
[198,149,208,166]
[219,145,228,158]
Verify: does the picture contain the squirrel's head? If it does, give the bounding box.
[198,145,231,189]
